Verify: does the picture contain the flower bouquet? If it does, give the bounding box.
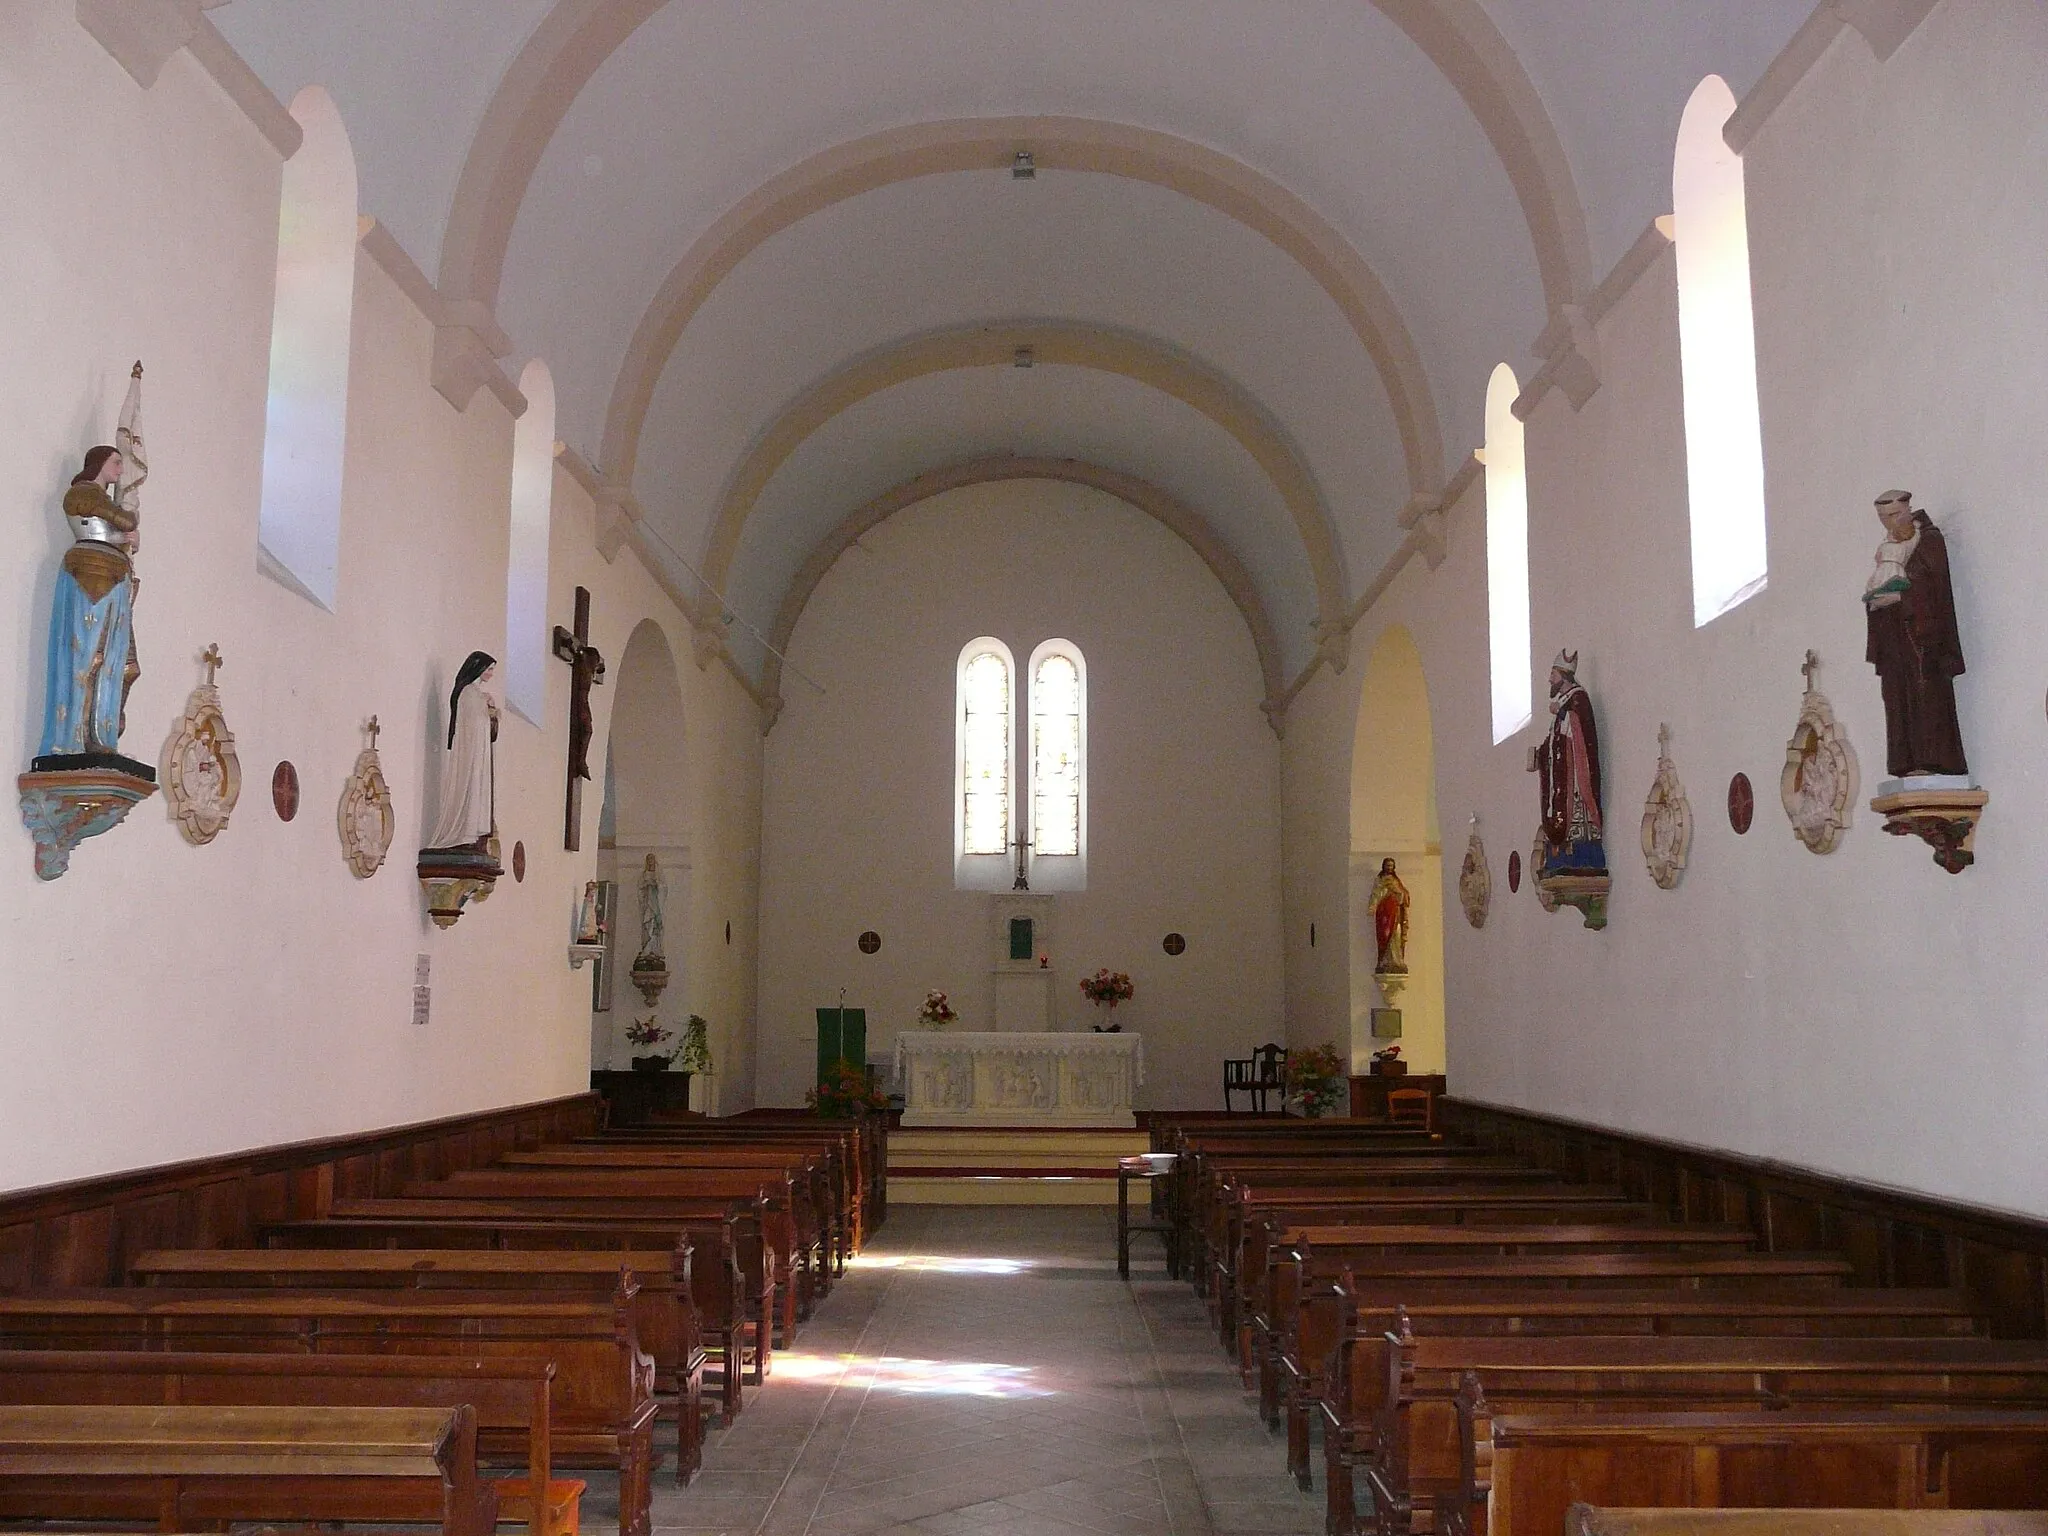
[918,989,958,1029]
[624,1016,676,1072]
[1080,968,1135,1032]
[1285,1041,1347,1118]
[806,1058,888,1118]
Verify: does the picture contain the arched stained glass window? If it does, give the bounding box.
[959,643,1012,857]
[1483,363,1532,743]
[1031,648,1084,858]
[258,86,358,610]
[1674,73,1768,626]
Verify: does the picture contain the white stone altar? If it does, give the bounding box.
[895,1031,1143,1127]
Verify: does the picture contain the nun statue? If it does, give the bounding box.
[423,651,500,855]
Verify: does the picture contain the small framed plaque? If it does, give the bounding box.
[1370,1007,1403,1040]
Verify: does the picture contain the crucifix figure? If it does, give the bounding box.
[1010,800,1030,891]
[1801,648,1820,695]
[552,585,605,851]
[364,714,380,750]
[200,644,222,688]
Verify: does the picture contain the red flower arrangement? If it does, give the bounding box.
[1285,1042,1347,1119]
[806,1058,887,1117]
[1079,969,1135,1007]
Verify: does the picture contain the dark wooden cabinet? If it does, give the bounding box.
[1348,1072,1446,1120]
[590,1070,693,1127]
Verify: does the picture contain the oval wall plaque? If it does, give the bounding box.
[271,760,300,822]
[1162,932,1186,956]
[857,930,881,954]
[1728,772,1755,835]
[1507,849,1522,892]
[511,840,527,882]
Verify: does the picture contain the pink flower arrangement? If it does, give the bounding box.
[918,989,958,1027]
[624,1017,674,1048]
[1079,969,1135,1007]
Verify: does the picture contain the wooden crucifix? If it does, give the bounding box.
[552,586,605,851]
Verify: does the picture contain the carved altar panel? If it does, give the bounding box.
[897,1031,1141,1127]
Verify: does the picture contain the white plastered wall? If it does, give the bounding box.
[0,2,760,1192]
[1282,4,2048,1217]
[757,480,1283,1112]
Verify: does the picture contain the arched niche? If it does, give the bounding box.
[1349,625,1445,1076]
[593,620,701,1101]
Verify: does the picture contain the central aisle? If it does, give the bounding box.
[639,1205,1323,1535]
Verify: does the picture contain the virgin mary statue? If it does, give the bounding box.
[423,651,499,854]
[38,444,140,763]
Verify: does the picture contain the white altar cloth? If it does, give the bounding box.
[895,1030,1143,1127]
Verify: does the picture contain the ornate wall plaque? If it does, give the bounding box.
[1781,651,1859,855]
[1507,849,1521,892]
[160,645,241,846]
[1457,818,1490,928]
[1639,724,1691,890]
[512,841,526,882]
[336,716,394,879]
[857,929,881,954]
[1162,932,1186,955]
[1728,773,1754,834]
[271,761,300,822]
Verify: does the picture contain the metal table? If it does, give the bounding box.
[1116,1157,1177,1280]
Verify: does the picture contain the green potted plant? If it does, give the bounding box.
[676,1014,713,1075]
[1285,1042,1346,1119]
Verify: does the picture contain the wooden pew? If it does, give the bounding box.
[517,1140,855,1274]
[1566,1509,2048,1536]
[609,1109,888,1237]
[1355,1334,2048,1536]
[1301,1284,1983,1496]
[0,1349,578,1536]
[1477,1411,2048,1536]
[397,1170,811,1341]
[260,1209,756,1420]
[0,1284,661,1536]
[1225,1192,1656,1367]
[128,1246,702,1476]
[0,1402,496,1536]
[322,1193,781,1383]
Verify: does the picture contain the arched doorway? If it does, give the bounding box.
[594,620,704,1106]
[1349,626,1444,1075]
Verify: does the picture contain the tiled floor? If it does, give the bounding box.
[595,1204,1323,1535]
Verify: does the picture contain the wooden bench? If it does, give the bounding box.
[396,1171,811,1341]
[261,1209,756,1421]
[1300,1284,1983,1495]
[1355,1334,2048,1536]
[323,1192,781,1384]
[0,1402,495,1536]
[0,1349,580,1536]
[1473,1412,2048,1536]
[129,1245,703,1475]
[0,1284,661,1536]
[1566,1509,2048,1536]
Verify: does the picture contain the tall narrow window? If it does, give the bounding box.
[1030,644,1085,858]
[958,640,1013,862]
[257,86,358,610]
[504,359,555,725]
[1482,363,1532,743]
[1674,74,1768,626]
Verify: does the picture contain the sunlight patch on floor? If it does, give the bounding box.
[849,1253,1036,1274]
[768,1351,1053,1397]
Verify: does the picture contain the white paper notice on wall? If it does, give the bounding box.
[412,952,431,1027]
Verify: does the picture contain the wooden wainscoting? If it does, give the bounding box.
[1438,1097,2048,1338]
[0,1094,603,1288]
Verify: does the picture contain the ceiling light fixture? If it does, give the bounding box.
[1011,150,1036,181]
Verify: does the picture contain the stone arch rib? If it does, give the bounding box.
[704,321,1346,644]
[595,117,1441,503]
[761,456,1288,726]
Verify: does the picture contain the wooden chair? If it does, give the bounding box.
[1223,1044,1287,1113]
[1386,1087,1433,1129]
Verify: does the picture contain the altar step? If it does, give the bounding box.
[887,1128,1148,1205]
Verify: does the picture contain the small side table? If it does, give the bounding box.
[1117,1158,1177,1280]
